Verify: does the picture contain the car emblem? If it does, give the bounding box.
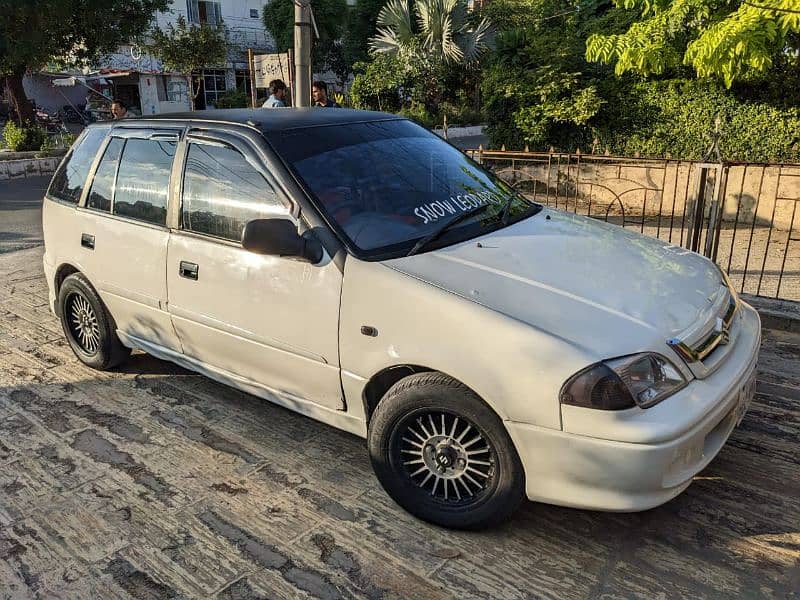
[714,317,730,345]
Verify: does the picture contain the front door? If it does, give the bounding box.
[166,132,344,409]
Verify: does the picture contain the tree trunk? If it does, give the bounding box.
[187,75,195,111]
[5,71,34,126]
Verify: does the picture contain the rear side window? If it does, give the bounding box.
[48,128,106,204]
[113,139,176,226]
[181,143,286,242]
[86,138,125,212]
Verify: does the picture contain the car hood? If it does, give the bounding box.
[385,209,727,355]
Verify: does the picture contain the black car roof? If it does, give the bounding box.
[137,107,401,133]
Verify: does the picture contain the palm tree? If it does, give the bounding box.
[370,0,492,65]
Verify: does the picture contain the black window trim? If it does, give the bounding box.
[76,127,182,229]
[83,135,124,214]
[175,129,293,246]
[46,126,109,207]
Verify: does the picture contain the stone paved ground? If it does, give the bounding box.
[0,246,798,599]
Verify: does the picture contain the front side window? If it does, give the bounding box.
[48,128,106,204]
[86,138,125,212]
[113,138,176,226]
[181,142,287,242]
[269,120,538,258]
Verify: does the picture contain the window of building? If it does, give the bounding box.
[181,143,286,242]
[235,69,252,100]
[87,138,125,212]
[201,69,227,108]
[48,128,106,204]
[250,8,259,18]
[166,78,189,104]
[113,139,176,226]
[186,0,221,25]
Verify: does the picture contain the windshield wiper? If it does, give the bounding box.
[406,202,495,257]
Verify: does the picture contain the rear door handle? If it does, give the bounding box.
[81,233,95,250]
[179,261,198,280]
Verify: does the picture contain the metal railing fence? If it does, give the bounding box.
[467,149,800,302]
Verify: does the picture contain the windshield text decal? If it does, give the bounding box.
[413,191,502,224]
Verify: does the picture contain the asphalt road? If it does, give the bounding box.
[0,175,49,254]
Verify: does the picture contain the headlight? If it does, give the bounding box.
[560,353,687,410]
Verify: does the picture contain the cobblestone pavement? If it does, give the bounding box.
[0,246,798,599]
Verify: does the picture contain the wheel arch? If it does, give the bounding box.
[362,365,509,427]
[363,364,433,424]
[53,263,82,316]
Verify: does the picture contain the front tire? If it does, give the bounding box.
[58,273,131,370]
[368,373,525,529]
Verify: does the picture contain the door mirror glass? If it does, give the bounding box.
[241,218,323,263]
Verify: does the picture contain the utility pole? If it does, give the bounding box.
[294,0,312,107]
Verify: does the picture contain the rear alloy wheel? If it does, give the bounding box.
[58,273,131,370]
[65,293,101,355]
[368,373,525,529]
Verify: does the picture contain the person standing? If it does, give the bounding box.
[312,81,340,108]
[262,79,287,108]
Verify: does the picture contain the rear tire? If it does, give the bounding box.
[368,372,525,529]
[58,273,131,370]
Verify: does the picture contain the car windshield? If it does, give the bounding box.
[269,119,539,258]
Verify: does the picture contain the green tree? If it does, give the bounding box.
[262,0,348,73]
[586,0,800,87]
[480,0,634,149]
[370,0,493,65]
[149,15,229,110]
[0,0,168,125]
[344,0,387,69]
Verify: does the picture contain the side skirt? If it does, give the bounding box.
[118,331,368,439]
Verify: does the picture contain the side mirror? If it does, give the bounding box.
[241,218,323,263]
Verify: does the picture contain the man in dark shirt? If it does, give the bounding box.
[312,81,340,108]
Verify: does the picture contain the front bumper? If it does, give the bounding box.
[506,302,761,512]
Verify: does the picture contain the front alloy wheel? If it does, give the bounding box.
[368,372,525,529]
[397,411,495,504]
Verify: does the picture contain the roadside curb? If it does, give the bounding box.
[743,293,800,334]
[0,153,65,180]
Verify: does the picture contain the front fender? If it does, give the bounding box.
[339,258,594,430]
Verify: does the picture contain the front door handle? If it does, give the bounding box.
[81,233,95,250]
[179,261,198,280]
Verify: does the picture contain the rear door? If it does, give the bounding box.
[166,129,344,409]
[76,128,182,352]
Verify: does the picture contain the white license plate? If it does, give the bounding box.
[735,371,757,426]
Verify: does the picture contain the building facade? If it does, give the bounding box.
[27,0,276,116]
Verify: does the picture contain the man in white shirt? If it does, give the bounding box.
[262,80,287,108]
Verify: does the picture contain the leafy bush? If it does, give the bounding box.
[398,101,438,128]
[593,80,800,162]
[2,121,46,152]
[350,57,408,112]
[213,89,249,109]
[480,0,800,161]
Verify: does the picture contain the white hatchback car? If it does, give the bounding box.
[42,109,760,529]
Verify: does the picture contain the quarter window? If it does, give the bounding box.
[48,128,106,204]
[181,143,285,242]
[113,138,176,226]
[86,138,125,212]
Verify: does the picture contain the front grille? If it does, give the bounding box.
[667,288,739,379]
